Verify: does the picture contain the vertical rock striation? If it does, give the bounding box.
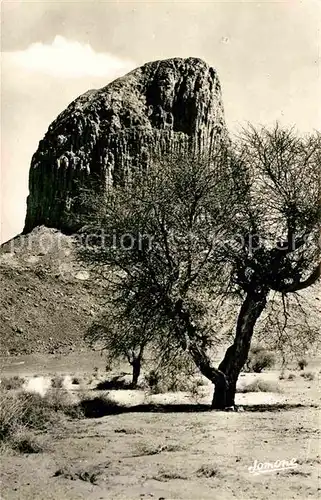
[24,57,227,233]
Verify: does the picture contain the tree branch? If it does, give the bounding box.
[274,264,320,293]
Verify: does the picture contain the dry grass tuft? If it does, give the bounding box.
[0,390,59,440]
[152,469,188,481]
[135,442,182,457]
[51,375,64,388]
[10,431,47,454]
[54,465,105,484]
[0,376,25,391]
[114,427,141,435]
[196,465,220,478]
[0,387,84,453]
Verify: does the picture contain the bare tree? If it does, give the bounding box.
[212,125,320,407]
[78,125,320,409]
[86,305,155,388]
[78,147,240,398]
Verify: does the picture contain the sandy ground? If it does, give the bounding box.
[0,355,320,500]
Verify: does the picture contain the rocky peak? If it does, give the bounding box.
[24,57,226,233]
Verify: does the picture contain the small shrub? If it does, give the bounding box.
[146,370,160,390]
[245,346,275,373]
[300,371,314,381]
[54,468,75,480]
[0,440,12,455]
[136,444,163,456]
[51,376,64,389]
[238,380,280,393]
[146,369,194,394]
[287,373,296,380]
[167,377,189,392]
[0,391,25,442]
[71,377,81,385]
[0,376,25,391]
[0,391,59,442]
[0,386,83,448]
[64,404,85,420]
[76,470,102,484]
[145,370,168,394]
[297,359,308,371]
[15,392,63,430]
[41,388,83,419]
[44,388,73,413]
[163,443,182,452]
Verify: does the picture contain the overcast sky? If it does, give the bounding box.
[1,0,320,243]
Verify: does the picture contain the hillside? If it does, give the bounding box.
[0,226,105,355]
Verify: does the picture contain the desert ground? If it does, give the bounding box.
[0,352,320,500]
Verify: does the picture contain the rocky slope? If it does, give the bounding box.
[0,227,105,355]
[24,57,226,233]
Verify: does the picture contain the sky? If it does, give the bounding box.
[1,0,320,243]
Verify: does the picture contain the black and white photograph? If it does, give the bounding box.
[1,1,320,498]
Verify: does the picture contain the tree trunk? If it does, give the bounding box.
[167,298,228,400]
[212,288,268,409]
[211,372,228,409]
[131,357,141,388]
[164,293,268,410]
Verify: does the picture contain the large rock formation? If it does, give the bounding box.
[24,57,226,233]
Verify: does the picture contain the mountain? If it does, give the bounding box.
[24,57,226,233]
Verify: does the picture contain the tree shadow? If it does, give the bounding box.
[240,403,318,412]
[79,397,127,418]
[78,399,317,419]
